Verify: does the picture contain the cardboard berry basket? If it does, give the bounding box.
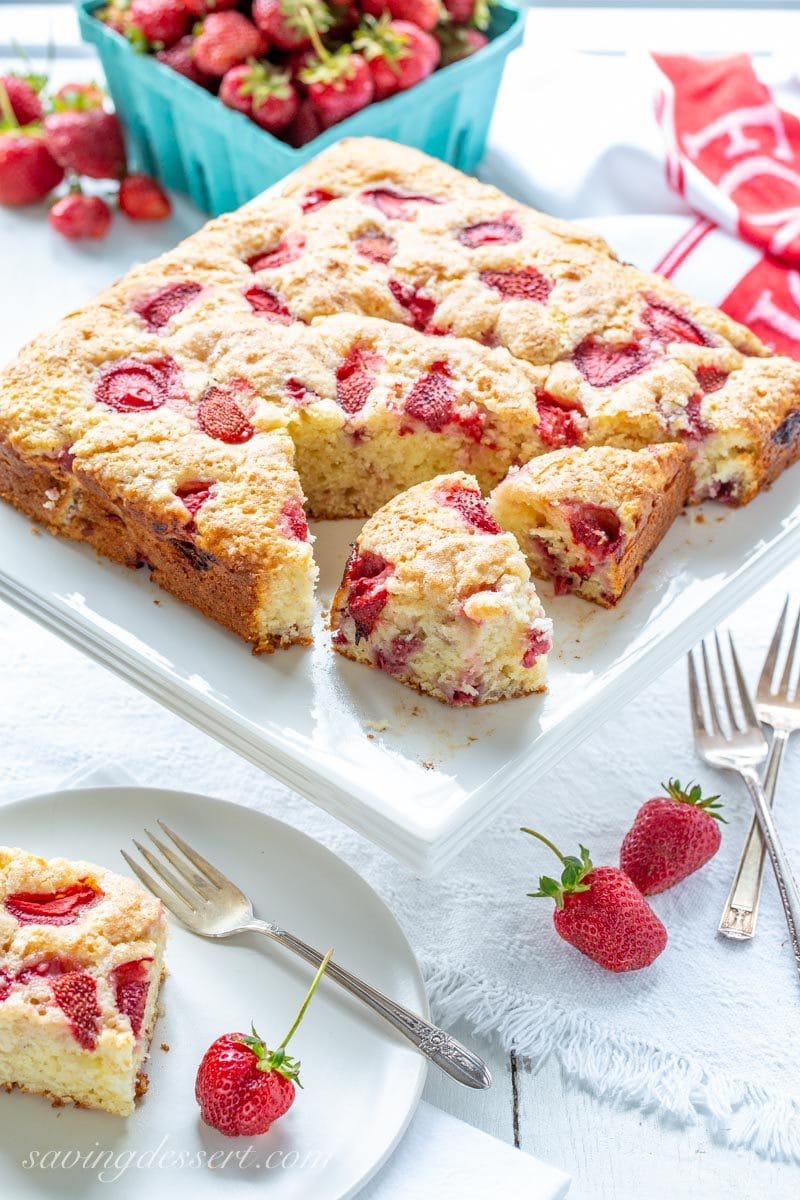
[77,0,524,216]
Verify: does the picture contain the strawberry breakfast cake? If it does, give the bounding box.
[0,846,166,1116]
[1,137,799,701]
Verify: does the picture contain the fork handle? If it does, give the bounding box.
[243,920,492,1089]
[739,766,800,981]
[719,731,788,939]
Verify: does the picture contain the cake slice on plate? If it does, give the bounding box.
[0,846,167,1116]
[489,444,691,607]
[330,472,552,706]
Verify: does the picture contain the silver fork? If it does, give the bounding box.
[122,822,492,1089]
[688,632,800,983]
[719,599,800,939]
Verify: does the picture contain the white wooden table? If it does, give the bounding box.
[3,5,800,1196]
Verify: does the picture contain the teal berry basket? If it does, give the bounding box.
[77,0,524,216]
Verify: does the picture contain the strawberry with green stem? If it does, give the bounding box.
[522,828,667,972]
[220,60,299,133]
[619,779,725,895]
[195,949,333,1137]
[436,24,487,67]
[354,15,440,102]
[252,0,334,53]
[49,184,113,240]
[299,6,374,127]
[443,0,495,30]
[360,0,441,34]
[0,81,64,206]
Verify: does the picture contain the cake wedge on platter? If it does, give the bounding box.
[0,846,167,1116]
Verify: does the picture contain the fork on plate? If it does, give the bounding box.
[122,822,492,1089]
[718,599,800,939]
[688,629,800,983]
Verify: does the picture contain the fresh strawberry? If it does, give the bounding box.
[49,191,112,240]
[50,970,102,1049]
[0,75,43,125]
[444,0,494,26]
[0,131,63,205]
[252,0,333,52]
[155,36,217,88]
[220,61,299,133]
[299,16,373,127]
[354,16,440,101]
[197,385,255,443]
[523,831,667,972]
[128,0,191,47]
[183,0,238,15]
[4,880,102,925]
[51,81,106,110]
[360,0,440,33]
[196,950,332,1137]
[119,173,172,219]
[111,958,152,1036]
[192,12,268,76]
[44,108,126,180]
[619,779,724,895]
[282,97,322,147]
[436,24,487,67]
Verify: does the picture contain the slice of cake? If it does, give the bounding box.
[489,445,691,607]
[330,473,552,705]
[0,846,167,1116]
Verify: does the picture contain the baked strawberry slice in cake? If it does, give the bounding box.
[489,445,691,607]
[330,472,553,705]
[0,846,167,1116]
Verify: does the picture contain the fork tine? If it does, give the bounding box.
[133,838,202,911]
[156,821,229,890]
[759,596,788,697]
[714,630,741,732]
[121,849,195,915]
[145,828,216,899]
[687,650,708,736]
[728,632,760,729]
[777,603,800,700]
[700,639,724,735]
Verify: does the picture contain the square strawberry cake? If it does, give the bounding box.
[330,472,553,705]
[0,846,167,1116]
[489,445,692,606]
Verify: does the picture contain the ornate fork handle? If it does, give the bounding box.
[739,766,800,978]
[241,920,492,1089]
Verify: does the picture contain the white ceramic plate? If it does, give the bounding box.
[1,212,799,872]
[0,786,428,1200]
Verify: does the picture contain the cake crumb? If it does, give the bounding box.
[421,760,435,770]
[160,1042,170,1052]
[365,718,390,732]
[30,526,41,537]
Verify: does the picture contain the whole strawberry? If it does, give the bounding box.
[0,75,44,126]
[183,0,239,15]
[0,132,64,206]
[220,62,298,133]
[523,830,667,972]
[619,779,724,895]
[119,173,172,219]
[44,107,126,180]
[299,17,374,128]
[195,949,332,1137]
[360,0,440,33]
[155,36,216,88]
[193,12,268,77]
[128,0,191,49]
[436,25,487,67]
[49,191,112,240]
[354,16,440,102]
[252,0,333,52]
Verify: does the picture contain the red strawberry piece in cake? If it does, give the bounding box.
[403,361,455,432]
[50,971,102,1050]
[695,365,728,394]
[354,230,396,263]
[244,285,294,323]
[458,215,522,248]
[522,626,552,667]
[561,501,622,558]
[0,971,11,1002]
[344,549,392,641]
[336,346,382,414]
[536,392,585,449]
[279,498,309,541]
[574,338,652,388]
[134,281,202,331]
[300,187,335,213]
[388,278,436,331]
[111,958,153,1037]
[360,186,439,221]
[285,376,317,406]
[176,480,216,525]
[642,296,713,347]
[438,482,501,533]
[247,233,305,272]
[479,266,552,303]
[375,634,422,675]
[95,356,183,412]
[683,394,712,441]
[197,385,255,444]
[773,409,800,447]
[4,879,102,925]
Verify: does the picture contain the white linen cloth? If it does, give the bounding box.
[2,33,800,1166]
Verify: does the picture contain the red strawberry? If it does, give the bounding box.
[388,278,436,331]
[695,365,728,394]
[404,361,455,432]
[282,97,323,148]
[0,75,43,125]
[560,501,621,557]
[44,108,126,180]
[220,61,299,132]
[683,393,711,441]
[111,958,152,1037]
[443,0,473,21]
[196,950,332,1137]
[129,0,191,47]
[438,482,501,533]
[135,281,202,330]
[95,356,182,411]
[361,185,438,220]
[248,232,305,271]
[336,346,382,414]
[536,393,584,449]
[300,28,374,128]
[480,266,551,303]
[192,12,267,76]
[620,779,724,895]
[344,550,392,639]
[244,284,294,322]
[436,24,487,67]
[574,338,651,388]
[119,173,172,219]
[49,192,112,241]
[458,214,522,248]
[354,16,440,102]
[197,385,255,443]
[155,36,217,88]
[176,479,216,521]
[360,0,440,33]
[252,0,333,52]
[183,0,238,15]
[522,626,551,667]
[300,186,335,212]
[0,132,64,205]
[51,970,102,1049]
[643,297,711,347]
[51,81,106,110]
[279,498,309,541]
[4,880,101,925]
[523,831,667,972]
[355,229,396,263]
